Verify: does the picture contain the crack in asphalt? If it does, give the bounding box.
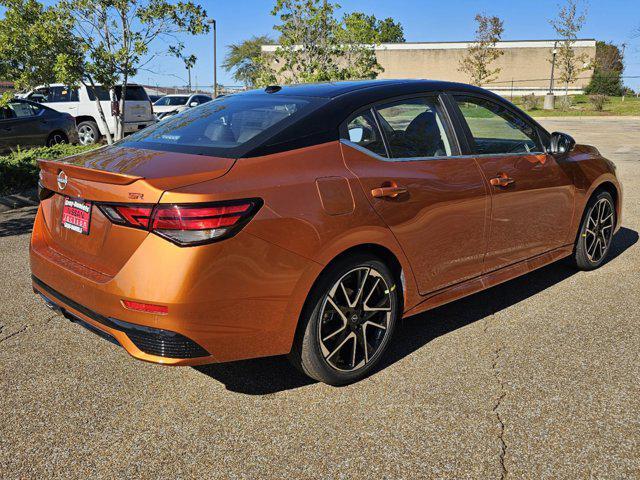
[485,316,508,479]
[0,314,58,344]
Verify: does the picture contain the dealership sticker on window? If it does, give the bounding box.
[61,198,92,235]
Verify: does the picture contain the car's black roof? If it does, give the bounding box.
[243,79,499,157]
[244,79,489,100]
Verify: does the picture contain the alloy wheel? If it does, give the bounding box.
[318,267,393,372]
[78,125,96,145]
[584,197,614,263]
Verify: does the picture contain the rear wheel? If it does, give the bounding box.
[572,191,616,270]
[77,121,100,145]
[46,131,68,147]
[290,254,399,385]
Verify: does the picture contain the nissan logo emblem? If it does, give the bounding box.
[57,171,68,190]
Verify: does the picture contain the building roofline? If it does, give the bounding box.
[261,39,596,52]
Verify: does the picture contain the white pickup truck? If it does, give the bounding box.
[22,83,156,145]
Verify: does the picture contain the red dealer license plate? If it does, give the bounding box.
[61,197,92,235]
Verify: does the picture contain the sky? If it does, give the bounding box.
[3,0,640,90]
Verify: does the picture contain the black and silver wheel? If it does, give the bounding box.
[77,120,100,145]
[572,191,616,270]
[46,131,68,147]
[290,254,399,385]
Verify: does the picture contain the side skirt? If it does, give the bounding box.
[403,245,574,318]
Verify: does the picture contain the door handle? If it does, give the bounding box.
[371,185,407,198]
[490,174,515,188]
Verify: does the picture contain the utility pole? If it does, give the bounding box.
[207,18,217,98]
[544,40,559,110]
[621,43,627,102]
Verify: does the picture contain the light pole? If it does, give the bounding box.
[544,41,559,110]
[207,18,217,98]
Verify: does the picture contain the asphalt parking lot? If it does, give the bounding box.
[1,117,639,479]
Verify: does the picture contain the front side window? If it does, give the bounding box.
[342,110,387,157]
[374,98,453,159]
[454,95,541,155]
[8,102,37,118]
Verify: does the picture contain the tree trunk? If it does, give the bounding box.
[84,78,113,145]
[118,73,127,141]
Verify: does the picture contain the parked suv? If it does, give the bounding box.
[153,93,212,120]
[23,84,156,145]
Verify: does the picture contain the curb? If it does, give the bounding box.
[0,188,39,213]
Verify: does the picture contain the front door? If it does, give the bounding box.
[451,94,574,272]
[341,96,489,295]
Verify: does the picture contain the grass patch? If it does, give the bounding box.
[511,94,640,117]
[0,144,98,196]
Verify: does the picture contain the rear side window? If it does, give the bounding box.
[8,102,38,117]
[454,95,541,155]
[86,86,111,101]
[121,94,324,156]
[342,110,387,157]
[374,98,453,159]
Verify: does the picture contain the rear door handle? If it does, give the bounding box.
[489,174,515,188]
[371,185,407,198]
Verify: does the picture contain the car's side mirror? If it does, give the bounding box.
[348,127,364,143]
[549,132,576,155]
[190,101,198,107]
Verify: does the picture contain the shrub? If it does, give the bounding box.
[521,94,540,110]
[585,71,623,96]
[557,95,573,111]
[588,94,610,111]
[0,144,97,196]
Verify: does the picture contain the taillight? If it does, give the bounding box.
[98,199,261,246]
[122,300,168,315]
[98,204,153,229]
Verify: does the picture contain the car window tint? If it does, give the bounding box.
[114,86,149,101]
[343,110,387,157]
[86,86,111,101]
[0,106,15,119]
[122,95,323,151]
[155,96,188,106]
[375,98,452,159]
[9,102,35,118]
[454,96,540,155]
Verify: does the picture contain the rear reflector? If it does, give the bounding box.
[122,300,168,315]
[98,199,261,246]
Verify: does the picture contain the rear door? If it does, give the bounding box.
[450,94,574,272]
[341,95,489,295]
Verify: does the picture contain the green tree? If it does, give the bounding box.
[266,0,396,85]
[549,0,589,97]
[458,14,505,86]
[340,12,405,44]
[0,0,82,96]
[223,35,275,87]
[58,0,210,141]
[585,41,624,96]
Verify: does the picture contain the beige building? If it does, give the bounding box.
[262,39,596,95]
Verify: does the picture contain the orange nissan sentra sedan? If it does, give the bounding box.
[31,80,622,385]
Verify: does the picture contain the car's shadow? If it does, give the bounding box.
[196,227,638,395]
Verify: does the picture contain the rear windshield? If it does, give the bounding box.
[87,85,149,101]
[154,96,188,106]
[121,94,325,157]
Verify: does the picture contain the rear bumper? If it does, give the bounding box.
[29,203,320,365]
[33,276,211,363]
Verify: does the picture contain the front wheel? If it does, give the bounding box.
[290,254,400,385]
[572,191,616,270]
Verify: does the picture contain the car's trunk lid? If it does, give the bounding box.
[36,145,236,278]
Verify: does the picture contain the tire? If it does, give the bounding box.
[46,131,68,147]
[571,191,616,270]
[289,254,400,386]
[77,121,100,145]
